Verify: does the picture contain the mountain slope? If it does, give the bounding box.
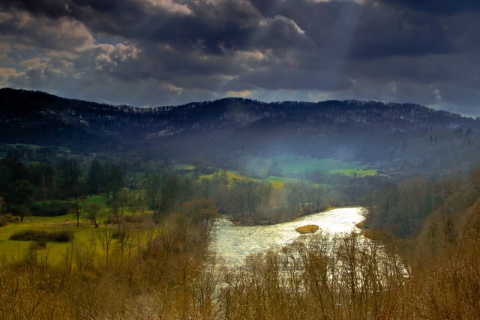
[1,88,475,140]
[1,88,479,176]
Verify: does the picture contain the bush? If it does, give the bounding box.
[125,215,144,223]
[112,229,126,240]
[9,229,74,243]
[105,214,145,224]
[105,214,124,225]
[0,213,18,227]
[30,201,71,217]
[54,231,75,242]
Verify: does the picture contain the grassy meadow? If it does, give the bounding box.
[0,194,153,267]
[238,153,377,177]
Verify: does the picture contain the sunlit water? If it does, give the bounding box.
[212,207,365,265]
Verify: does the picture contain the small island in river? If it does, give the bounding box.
[295,224,320,234]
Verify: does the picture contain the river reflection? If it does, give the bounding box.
[212,207,365,265]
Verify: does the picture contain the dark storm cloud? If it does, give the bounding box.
[2,0,186,40]
[348,6,451,59]
[373,0,480,15]
[1,0,145,19]
[0,0,72,19]
[0,0,479,116]
[251,0,476,59]
[3,0,308,53]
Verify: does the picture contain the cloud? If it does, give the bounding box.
[227,90,252,98]
[0,0,479,116]
[91,43,140,72]
[371,0,480,15]
[143,0,193,15]
[0,67,16,85]
[0,10,94,52]
[0,0,72,19]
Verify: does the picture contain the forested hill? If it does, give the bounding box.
[1,88,480,176]
[1,87,477,142]
[1,87,475,128]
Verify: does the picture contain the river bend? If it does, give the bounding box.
[212,207,365,265]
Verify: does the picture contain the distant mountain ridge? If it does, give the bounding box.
[1,87,474,130]
[1,88,479,164]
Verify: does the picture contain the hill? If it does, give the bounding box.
[1,88,480,177]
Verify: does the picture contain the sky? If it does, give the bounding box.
[1,0,480,116]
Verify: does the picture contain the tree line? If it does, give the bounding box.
[0,152,124,219]
[0,152,341,227]
[363,167,480,239]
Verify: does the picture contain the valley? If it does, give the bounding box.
[1,89,480,318]
[2,0,480,317]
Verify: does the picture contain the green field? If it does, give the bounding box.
[0,214,93,265]
[0,194,147,266]
[192,167,326,190]
[264,175,328,189]
[329,168,378,177]
[238,154,377,177]
[173,163,196,171]
[83,194,109,207]
[172,153,376,190]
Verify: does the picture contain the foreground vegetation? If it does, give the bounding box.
[2,145,480,318]
[2,208,480,319]
[0,207,217,319]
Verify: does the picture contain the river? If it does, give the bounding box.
[212,207,365,265]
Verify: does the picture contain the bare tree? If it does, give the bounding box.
[84,203,102,228]
[97,225,114,266]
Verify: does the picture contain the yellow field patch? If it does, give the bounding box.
[201,170,253,184]
[329,169,378,177]
[269,180,285,189]
[0,213,157,267]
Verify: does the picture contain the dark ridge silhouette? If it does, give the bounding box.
[1,87,479,177]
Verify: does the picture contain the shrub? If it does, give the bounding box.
[30,201,71,217]
[112,229,126,240]
[31,239,47,249]
[361,229,388,241]
[54,230,75,242]
[125,215,144,223]
[0,213,18,227]
[106,214,145,224]
[105,214,124,225]
[9,229,74,243]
